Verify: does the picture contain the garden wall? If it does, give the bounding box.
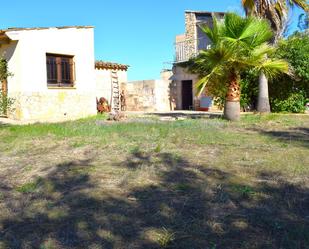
[123,71,174,112]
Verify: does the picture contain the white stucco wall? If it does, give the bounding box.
[1,27,97,120]
[95,68,127,105]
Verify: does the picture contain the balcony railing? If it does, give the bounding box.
[174,38,211,63]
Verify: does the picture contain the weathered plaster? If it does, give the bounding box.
[1,27,97,121]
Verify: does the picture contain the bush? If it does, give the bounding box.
[0,90,15,116]
[272,92,307,113]
[0,58,10,81]
[269,32,309,113]
[240,69,259,110]
[0,58,14,116]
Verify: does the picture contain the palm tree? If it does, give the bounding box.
[241,0,309,112]
[191,13,288,121]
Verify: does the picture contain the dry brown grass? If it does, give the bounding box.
[0,113,308,248]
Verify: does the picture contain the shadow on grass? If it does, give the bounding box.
[147,111,223,120]
[251,127,309,148]
[0,121,10,127]
[0,153,308,249]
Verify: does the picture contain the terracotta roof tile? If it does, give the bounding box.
[95,61,129,71]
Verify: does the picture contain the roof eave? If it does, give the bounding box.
[0,33,11,45]
[95,61,129,71]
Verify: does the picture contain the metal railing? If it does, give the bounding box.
[174,38,211,63]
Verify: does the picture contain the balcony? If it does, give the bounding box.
[174,37,211,63]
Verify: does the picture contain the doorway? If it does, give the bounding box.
[181,80,193,110]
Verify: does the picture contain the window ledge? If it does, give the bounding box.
[47,86,76,90]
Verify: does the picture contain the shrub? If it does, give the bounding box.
[269,32,309,113]
[240,69,259,110]
[272,92,307,113]
[0,89,15,116]
[0,58,14,116]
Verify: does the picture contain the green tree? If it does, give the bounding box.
[269,32,309,112]
[189,13,288,121]
[241,0,309,113]
[242,0,308,41]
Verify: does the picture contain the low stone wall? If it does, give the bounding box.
[8,91,97,121]
[123,80,172,112]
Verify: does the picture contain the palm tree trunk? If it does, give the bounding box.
[257,72,271,113]
[224,72,241,121]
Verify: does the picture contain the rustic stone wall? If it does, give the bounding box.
[185,12,197,60]
[122,71,173,112]
[123,81,157,112]
[8,91,97,121]
[172,65,221,111]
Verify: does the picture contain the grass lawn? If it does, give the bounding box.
[0,113,308,249]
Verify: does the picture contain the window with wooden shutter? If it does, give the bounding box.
[46,54,75,87]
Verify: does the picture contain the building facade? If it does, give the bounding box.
[172,11,225,111]
[123,70,173,112]
[0,26,129,121]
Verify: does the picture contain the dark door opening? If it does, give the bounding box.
[181,80,193,110]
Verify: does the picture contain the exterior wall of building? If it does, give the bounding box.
[1,27,97,121]
[123,70,173,112]
[185,12,197,60]
[95,68,127,105]
[172,65,198,110]
[172,11,225,111]
[172,65,219,111]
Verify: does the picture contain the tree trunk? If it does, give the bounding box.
[1,79,8,96]
[224,72,241,121]
[257,72,271,113]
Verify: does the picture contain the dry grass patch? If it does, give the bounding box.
[0,113,308,248]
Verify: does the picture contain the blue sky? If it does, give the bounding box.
[0,0,305,81]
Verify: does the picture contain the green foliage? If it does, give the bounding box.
[0,57,14,116]
[0,90,15,116]
[188,12,288,98]
[16,180,40,193]
[238,32,309,112]
[0,58,10,81]
[232,185,255,198]
[277,32,309,87]
[156,228,175,248]
[272,92,307,113]
[154,144,162,153]
[269,32,309,112]
[240,69,259,109]
[242,0,309,41]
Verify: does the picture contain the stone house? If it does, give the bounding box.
[0,26,128,121]
[172,11,225,111]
